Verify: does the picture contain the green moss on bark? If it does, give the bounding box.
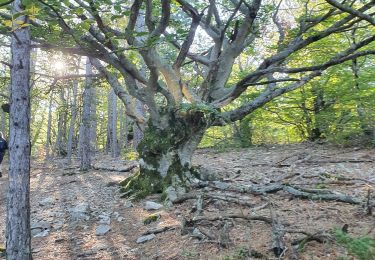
[120,111,206,200]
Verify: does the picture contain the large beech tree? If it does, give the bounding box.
[1,0,374,199]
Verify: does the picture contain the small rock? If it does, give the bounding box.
[31,228,43,237]
[213,181,230,190]
[31,221,51,230]
[191,228,205,240]
[123,201,134,208]
[117,217,124,222]
[70,203,90,221]
[98,214,111,225]
[33,229,50,238]
[144,201,163,210]
[95,225,111,236]
[39,197,54,207]
[136,234,156,244]
[165,186,178,202]
[113,212,119,218]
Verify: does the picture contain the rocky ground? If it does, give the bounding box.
[0,143,374,259]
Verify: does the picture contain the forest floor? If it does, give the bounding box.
[0,143,374,259]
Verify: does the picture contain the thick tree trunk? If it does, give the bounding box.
[6,0,32,258]
[120,111,206,200]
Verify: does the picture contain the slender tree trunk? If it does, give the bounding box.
[55,88,67,156]
[0,109,6,134]
[90,86,97,152]
[119,105,128,151]
[67,77,78,163]
[106,90,112,154]
[111,89,119,157]
[352,58,372,138]
[45,92,53,159]
[6,0,32,258]
[79,58,92,170]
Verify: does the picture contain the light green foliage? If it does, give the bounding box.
[335,229,375,260]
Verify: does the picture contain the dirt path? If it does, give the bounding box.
[0,144,374,259]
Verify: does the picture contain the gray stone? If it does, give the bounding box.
[136,234,156,244]
[144,201,163,210]
[31,221,51,230]
[213,181,230,190]
[39,197,54,206]
[31,228,43,237]
[191,228,205,240]
[95,225,111,236]
[117,217,124,222]
[165,186,178,202]
[123,201,134,208]
[33,229,50,238]
[70,203,90,221]
[98,213,111,225]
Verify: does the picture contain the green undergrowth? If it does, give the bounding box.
[335,229,375,260]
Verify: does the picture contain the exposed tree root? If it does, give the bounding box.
[208,181,369,205]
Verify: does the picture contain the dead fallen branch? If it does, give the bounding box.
[269,202,286,257]
[92,164,137,172]
[141,226,177,236]
[191,213,272,225]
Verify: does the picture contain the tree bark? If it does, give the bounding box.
[45,92,53,159]
[90,84,97,152]
[120,111,206,200]
[111,89,119,157]
[55,88,67,156]
[132,99,145,150]
[67,74,79,163]
[6,0,32,258]
[79,58,92,171]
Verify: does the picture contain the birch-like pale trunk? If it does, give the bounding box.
[6,0,32,258]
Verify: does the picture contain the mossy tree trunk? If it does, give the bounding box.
[120,111,207,201]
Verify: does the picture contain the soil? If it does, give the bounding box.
[0,143,374,259]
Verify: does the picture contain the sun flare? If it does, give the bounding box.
[53,60,65,71]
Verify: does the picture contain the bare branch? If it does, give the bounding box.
[325,0,375,26]
[149,0,171,39]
